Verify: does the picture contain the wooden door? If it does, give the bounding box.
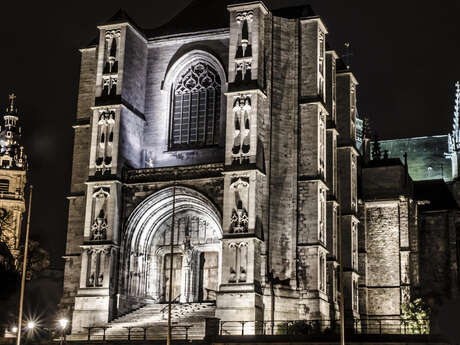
[164,253,182,302]
[201,252,218,301]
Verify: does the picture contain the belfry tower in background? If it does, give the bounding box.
[0,94,28,261]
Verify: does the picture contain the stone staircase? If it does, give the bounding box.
[69,302,216,341]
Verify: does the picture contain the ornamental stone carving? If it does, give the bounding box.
[234,11,253,81]
[104,29,120,74]
[235,10,254,23]
[232,95,251,163]
[174,62,221,95]
[228,242,248,283]
[229,177,250,233]
[102,76,117,97]
[235,60,252,82]
[85,245,112,287]
[95,109,115,175]
[90,187,110,241]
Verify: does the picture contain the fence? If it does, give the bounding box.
[81,325,195,342]
[218,318,430,336]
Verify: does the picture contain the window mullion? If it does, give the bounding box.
[179,93,184,146]
[203,90,208,145]
[195,92,201,144]
[188,93,192,145]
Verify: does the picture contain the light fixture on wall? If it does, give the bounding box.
[145,150,154,168]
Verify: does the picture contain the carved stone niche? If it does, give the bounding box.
[102,76,118,97]
[90,187,110,241]
[95,109,115,175]
[235,10,253,57]
[228,242,248,284]
[104,29,121,74]
[86,246,112,288]
[234,10,254,81]
[229,177,250,233]
[236,10,254,24]
[235,59,252,83]
[232,95,252,164]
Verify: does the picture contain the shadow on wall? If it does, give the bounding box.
[434,296,460,343]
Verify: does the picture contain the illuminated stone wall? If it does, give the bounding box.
[61,1,459,337]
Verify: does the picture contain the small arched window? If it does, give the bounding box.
[170,62,222,149]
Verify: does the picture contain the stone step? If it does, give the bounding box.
[70,302,216,341]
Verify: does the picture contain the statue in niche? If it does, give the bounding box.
[91,209,108,241]
[98,273,104,286]
[182,225,194,266]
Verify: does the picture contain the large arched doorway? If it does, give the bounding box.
[121,187,222,305]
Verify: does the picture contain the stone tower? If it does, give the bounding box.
[0,94,28,262]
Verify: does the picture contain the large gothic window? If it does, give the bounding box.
[170,62,222,149]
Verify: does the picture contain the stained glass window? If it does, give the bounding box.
[170,62,221,149]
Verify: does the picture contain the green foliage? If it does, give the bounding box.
[16,240,50,280]
[275,320,318,335]
[0,208,12,236]
[401,298,431,334]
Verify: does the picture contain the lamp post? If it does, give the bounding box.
[58,319,68,345]
[16,185,33,345]
[166,172,177,345]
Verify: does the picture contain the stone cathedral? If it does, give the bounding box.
[61,0,460,337]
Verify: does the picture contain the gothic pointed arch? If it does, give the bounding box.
[120,186,222,304]
[162,50,227,150]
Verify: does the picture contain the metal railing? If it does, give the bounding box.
[82,324,195,342]
[160,294,181,319]
[218,318,431,336]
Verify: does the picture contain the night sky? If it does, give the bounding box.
[1,0,460,322]
[1,0,460,265]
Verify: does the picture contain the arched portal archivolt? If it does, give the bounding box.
[121,186,222,303]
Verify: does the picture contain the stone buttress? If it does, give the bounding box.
[336,69,360,324]
[296,16,330,321]
[71,18,147,333]
[216,1,269,324]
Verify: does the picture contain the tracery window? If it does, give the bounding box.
[170,62,222,149]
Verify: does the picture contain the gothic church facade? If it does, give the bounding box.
[61,0,459,335]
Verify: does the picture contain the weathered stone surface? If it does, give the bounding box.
[60,3,460,337]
